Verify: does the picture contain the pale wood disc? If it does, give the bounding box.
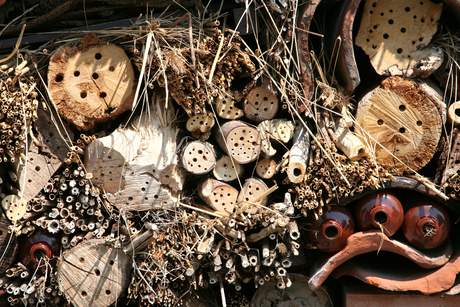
[58,239,130,307]
[1,195,27,221]
[181,141,216,175]
[355,0,442,77]
[356,77,441,175]
[244,86,279,122]
[48,39,134,131]
[213,155,243,182]
[237,178,269,208]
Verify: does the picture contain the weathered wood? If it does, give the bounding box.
[215,120,261,164]
[198,178,238,214]
[1,195,27,221]
[48,33,135,131]
[237,178,269,207]
[244,84,279,122]
[58,239,130,307]
[257,119,295,157]
[355,77,442,175]
[356,0,443,77]
[213,155,243,182]
[334,115,368,161]
[181,141,216,175]
[287,125,310,183]
[256,158,277,179]
[447,101,460,126]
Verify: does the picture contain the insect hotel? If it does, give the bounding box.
[0,0,460,306]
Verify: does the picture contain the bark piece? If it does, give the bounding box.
[256,158,277,179]
[181,141,216,175]
[238,178,269,207]
[356,0,443,77]
[355,77,442,175]
[198,178,238,214]
[287,125,310,183]
[244,86,278,122]
[215,120,261,164]
[213,155,243,182]
[58,239,130,307]
[186,113,215,139]
[48,34,135,131]
[215,95,243,120]
[332,248,460,295]
[308,230,453,291]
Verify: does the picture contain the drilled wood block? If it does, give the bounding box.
[58,239,130,307]
[48,34,135,131]
[181,141,216,175]
[356,0,443,77]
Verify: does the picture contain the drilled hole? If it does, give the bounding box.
[35,166,41,171]
[399,127,406,133]
[92,72,99,79]
[372,44,377,49]
[388,19,394,24]
[399,105,406,111]
[106,290,111,295]
[55,74,64,82]
[74,71,80,77]
[94,269,101,276]
[100,92,107,98]
[405,7,411,12]
[81,291,87,297]
[377,119,384,125]
[417,120,423,126]
[95,53,102,60]
[80,91,87,99]
[383,33,389,39]
[109,66,115,72]
[401,28,406,33]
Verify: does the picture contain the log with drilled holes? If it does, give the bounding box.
[244,84,279,122]
[355,0,443,77]
[215,120,261,164]
[47,33,135,131]
[355,76,442,175]
[198,178,239,214]
[256,158,277,179]
[57,239,130,307]
[181,141,216,175]
[237,177,269,209]
[213,155,243,182]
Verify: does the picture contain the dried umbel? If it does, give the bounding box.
[0,55,38,164]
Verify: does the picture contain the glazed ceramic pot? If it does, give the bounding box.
[18,228,61,272]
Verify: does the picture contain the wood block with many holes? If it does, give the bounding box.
[356,0,443,77]
[355,77,442,175]
[215,95,243,120]
[1,195,27,222]
[186,113,215,139]
[181,141,216,175]
[244,86,279,122]
[198,178,239,214]
[238,178,269,210]
[58,239,130,307]
[48,33,135,131]
[216,120,261,164]
[256,158,277,179]
[213,155,243,182]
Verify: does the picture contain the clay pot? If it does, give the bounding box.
[402,202,451,250]
[306,206,355,253]
[355,191,404,236]
[18,228,61,272]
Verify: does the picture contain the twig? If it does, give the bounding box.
[0,25,26,64]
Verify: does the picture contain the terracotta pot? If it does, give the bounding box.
[306,206,355,253]
[402,202,451,250]
[355,191,404,236]
[18,228,61,272]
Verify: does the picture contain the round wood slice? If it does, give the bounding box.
[1,195,27,221]
[186,113,215,134]
[48,37,135,131]
[181,141,216,175]
[355,77,441,175]
[213,155,243,182]
[0,211,17,274]
[215,120,261,164]
[237,178,269,207]
[448,101,460,126]
[355,0,443,77]
[244,86,279,122]
[58,239,130,307]
[198,178,238,214]
[256,159,277,179]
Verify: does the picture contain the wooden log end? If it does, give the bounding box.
[216,96,243,119]
[186,113,215,139]
[198,178,238,213]
[256,159,277,179]
[244,86,279,122]
[287,161,306,184]
[216,121,261,164]
[181,141,216,175]
[238,178,269,208]
[213,155,243,182]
